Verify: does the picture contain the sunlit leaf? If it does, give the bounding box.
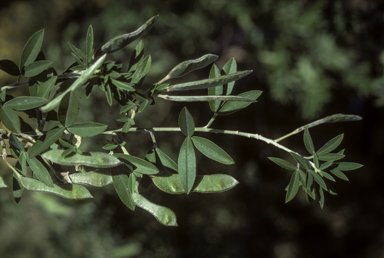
[178,107,195,137]
[29,127,65,158]
[317,134,344,155]
[69,169,112,187]
[42,149,123,168]
[27,157,54,187]
[191,136,234,164]
[20,29,44,68]
[67,122,107,137]
[132,192,178,226]
[268,157,297,170]
[21,177,93,199]
[4,96,47,111]
[286,169,300,203]
[0,106,20,134]
[178,137,196,194]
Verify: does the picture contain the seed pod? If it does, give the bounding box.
[95,15,159,56]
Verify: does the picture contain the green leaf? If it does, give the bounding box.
[29,127,65,158]
[131,55,151,84]
[153,174,238,194]
[40,54,106,112]
[86,25,94,65]
[319,187,325,208]
[157,94,257,103]
[20,29,44,68]
[191,136,234,165]
[163,70,252,92]
[24,60,52,77]
[165,54,218,80]
[21,177,93,199]
[155,148,178,172]
[27,157,54,187]
[308,170,328,190]
[320,160,333,170]
[321,171,336,182]
[329,168,349,181]
[111,79,135,91]
[102,143,118,151]
[222,58,237,95]
[178,137,196,194]
[105,83,113,106]
[317,134,344,155]
[69,169,112,187]
[304,128,315,155]
[68,41,86,61]
[218,90,262,114]
[268,157,297,170]
[318,153,345,161]
[0,59,20,76]
[336,162,363,171]
[306,171,314,189]
[114,153,159,174]
[132,192,178,226]
[57,91,79,127]
[0,106,20,133]
[290,152,309,170]
[67,122,107,137]
[9,133,24,151]
[208,64,223,112]
[35,76,57,99]
[178,107,195,137]
[0,176,8,188]
[12,174,23,202]
[42,149,123,168]
[286,169,300,203]
[112,167,135,210]
[4,96,47,111]
[96,15,159,56]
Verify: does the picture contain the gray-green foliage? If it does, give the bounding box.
[0,15,362,226]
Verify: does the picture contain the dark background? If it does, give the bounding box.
[0,0,383,257]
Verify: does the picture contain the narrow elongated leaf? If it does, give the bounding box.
[114,153,159,174]
[69,170,112,187]
[86,25,94,65]
[317,134,344,155]
[290,152,309,170]
[156,148,178,172]
[4,96,47,110]
[178,107,195,137]
[319,187,325,208]
[0,106,20,134]
[41,54,106,112]
[58,92,79,127]
[208,64,223,112]
[222,58,237,95]
[218,90,262,114]
[330,168,349,181]
[97,15,159,56]
[42,149,122,168]
[27,157,54,187]
[166,54,218,79]
[9,133,24,151]
[192,136,234,164]
[178,137,196,193]
[36,76,57,99]
[21,177,93,199]
[112,167,135,210]
[28,127,65,158]
[320,160,333,170]
[0,59,20,76]
[157,94,257,103]
[286,169,300,203]
[68,41,86,61]
[153,174,238,194]
[111,79,135,91]
[321,171,336,182]
[336,162,363,171]
[24,60,52,77]
[132,192,178,226]
[268,157,297,170]
[304,128,315,154]
[318,153,345,161]
[20,29,44,68]
[67,122,107,137]
[308,170,328,190]
[131,55,151,84]
[164,70,252,92]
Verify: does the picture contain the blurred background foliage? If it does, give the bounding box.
[0,0,383,257]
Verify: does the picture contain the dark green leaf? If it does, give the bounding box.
[0,106,20,133]
[112,167,135,210]
[178,137,196,194]
[218,90,262,114]
[208,64,223,112]
[4,96,47,111]
[132,192,177,226]
[111,79,135,91]
[97,15,159,56]
[21,177,93,199]
[131,55,151,84]
[286,169,300,203]
[20,29,44,68]
[58,91,79,127]
[9,133,24,151]
[68,41,86,61]
[178,107,195,137]
[317,134,344,155]
[320,160,333,170]
[12,174,22,202]
[192,136,234,164]
[321,171,336,182]
[163,70,252,92]
[156,148,178,172]
[42,149,123,168]
[29,127,65,158]
[0,59,20,76]
[330,168,349,181]
[105,83,113,106]
[67,122,107,137]
[24,60,52,77]
[318,153,345,161]
[304,128,315,155]
[166,54,218,79]
[27,157,53,187]
[268,157,297,170]
[114,153,158,174]
[308,170,328,190]
[36,76,57,99]
[222,58,237,95]
[86,25,94,65]
[102,143,118,150]
[290,152,309,170]
[306,170,314,189]
[336,162,363,171]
